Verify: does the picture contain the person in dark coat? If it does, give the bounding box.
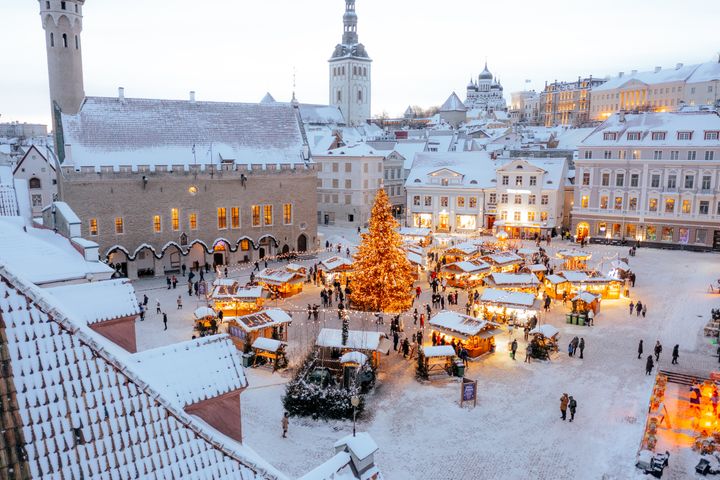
[629,301,634,315]
[511,339,518,360]
[654,341,663,362]
[560,393,569,421]
[568,396,577,422]
[402,338,410,358]
[143,294,149,306]
[638,340,644,359]
[635,301,643,316]
[671,345,679,365]
[579,338,585,359]
[166,276,171,290]
[163,313,168,331]
[646,355,654,375]
[393,331,399,351]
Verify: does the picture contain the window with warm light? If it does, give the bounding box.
[263,205,273,225]
[664,198,675,213]
[240,239,250,251]
[171,208,179,231]
[456,197,465,208]
[469,197,477,208]
[614,197,623,210]
[648,198,658,212]
[115,217,124,234]
[251,205,261,226]
[681,200,691,213]
[217,208,227,229]
[581,196,589,208]
[600,196,609,209]
[513,211,521,221]
[629,197,637,210]
[231,207,240,229]
[540,211,548,221]
[189,213,197,230]
[527,211,536,221]
[89,218,98,236]
[153,215,162,233]
[440,197,448,207]
[500,211,508,220]
[283,204,292,225]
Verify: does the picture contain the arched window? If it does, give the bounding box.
[357,90,363,102]
[29,178,41,189]
[75,35,79,49]
[50,32,54,47]
[363,67,367,77]
[337,90,342,102]
[62,33,68,48]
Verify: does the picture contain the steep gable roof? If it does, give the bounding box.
[13,145,53,175]
[440,92,467,112]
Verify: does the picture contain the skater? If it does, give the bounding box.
[560,393,569,421]
[511,339,518,360]
[163,312,168,331]
[671,344,679,365]
[156,300,161,314]
[646,355,654,375]
[176,296,182,310]
[579,338,585,359]
[638,339,644,360]
[654,341,662,362]
[282,412,289,438]
[635,300,642,317]
[629,301,634,315]
[568,396,577,422]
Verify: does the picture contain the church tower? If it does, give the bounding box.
[38,0,86,155]
[329,0,371,126]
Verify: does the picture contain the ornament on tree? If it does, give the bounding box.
[350,190,415,313]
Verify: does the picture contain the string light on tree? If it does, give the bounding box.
[350,189,415,313]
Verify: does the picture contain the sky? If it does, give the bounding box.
[2,0,719,126]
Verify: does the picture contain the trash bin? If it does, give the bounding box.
[242,353,254,367]
[578,314,587,326]
[454,360,465,378]
[566,313,573,324]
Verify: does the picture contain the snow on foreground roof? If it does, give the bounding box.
[45,279,139,325]
[130,335,247,408]
[0,217,113,285]
[0,267,286,480]
[61,96,308,168]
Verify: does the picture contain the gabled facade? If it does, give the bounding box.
[13,145,57,217]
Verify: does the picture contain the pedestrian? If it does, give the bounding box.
[218,310,224,323]
[419,313,425,329]
[139,304,145,321]
[254,261,260,272]
[560,393,569,421]
[571,337,579,356]
[264,259,268,269]
[638,339,644,359]
[143,294,149,306]
[629,301,634,315]
[156,300,161,314]
[568,396,577,422]
[523,325,529,341]
[402,338,410,358]
[524,343,531,363]
[176,296,182,310]
[671,344,679,365]
[163,313,168,331]
[568,342,574,357]
[182,264,186,277]
[415,286,421,300]
[646,355,654,375]
[630,272,636,287]
[654,341,662,362]
[636,300,642,317]
[511,339,518,360]
[642,305,647,318]
[416,329,423,345]
[425,303,431,318]
[579,338,585,359]
[282,412,289,438]
[413,308,418,325]
[172,275,177,289]
[166,276,171,290]
[393,330,399,351]
[187,281,193,296]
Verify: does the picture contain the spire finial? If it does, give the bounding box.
[291,67,298,104]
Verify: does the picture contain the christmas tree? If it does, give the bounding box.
[350,189,415,313]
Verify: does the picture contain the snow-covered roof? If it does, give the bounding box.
[61,96,308,168]
[398,227,431,237]
[0,165,19,216]
[392,141,428,170]
[405,152,497,189]
[517,247,539,255]
[45,279,139,325]
[554,127,595,150]
[687,61,720,84]
[194,306,216,319]
[574,291,601,304]
[298,103,346,126]
[560,271,617,284]
[430,311,498,337]
[443,259,491,274]
[483,251,524,266]
[611,260,631,271]
[485,273,540,287]
[0,267,285,479]
[440,92,468,112]
[445,241,480,255]
[556,249,592,259]
[480,288,538,309]
[316,328,387,352]
[530,324,559,338]
[212,284,265,300]
[525,264,547,273]
[581,111,720,148]
[422,345,457,358]
[545,274,569,285]
[321,256,354,272]
[130,335,247,408]
[334,432,379,461]
[235,309,292,333]
[256,267,305,285]
[286,263,306,272]
[252,337,285,353]
[593,63,699,92]
[339,351,369,365]
[407,251,424,266]
[298,451,354,480]
[318,142,385,158]
[0,217,113,285]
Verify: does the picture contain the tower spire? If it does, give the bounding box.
[342,0,358,45]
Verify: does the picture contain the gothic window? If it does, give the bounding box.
[29,178,41,189]
[50,32,54,47]
[61,1,66,10]
[337,90,342,102]
[45,1,50,9]
[363,67,367,76]
[358,90,363,102]
[62,33,68,48]
[75,35,79,49]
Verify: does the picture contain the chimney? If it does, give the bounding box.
[619,111,626,123]
[676,63,683,70]
[618,72,624,78]
[189,91,196,103]
[654,66,662,73]
[118,87,125,103]
[631,70,638,75]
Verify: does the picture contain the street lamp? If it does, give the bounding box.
[351,395,360,437]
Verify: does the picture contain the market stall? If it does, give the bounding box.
[572,291,601,315]
[608,259,631,280]
[478,288,540,325]
[420,345,457,378]
[338,351,374,389]
[320,256,354,286]
[193,307,218,335]
[315,328,391,369]
[529,324,560,359]
[398,227,433,246]
[256,267,306,298]
[556,250,592,270]
[523,263,547,281]
[251,337,288,370]
[481,251,524,273]
[559,270,622,299]
[210,280,265,318]
[483,272,541,293]
[429,311,502,358]
[543,274,571,300]
[226,308,292,351]
[405,249,425,278]
[440,259,491,288]
[442,242,482,264]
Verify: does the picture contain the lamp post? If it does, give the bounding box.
[351,395,360,437]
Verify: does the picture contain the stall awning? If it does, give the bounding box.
[252,337,285,353]
[423,345,456,358]
[193,307,216,319]
[339,351,369,365]
[476,328,503,339]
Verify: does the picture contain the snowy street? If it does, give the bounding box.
[131,234,720,480]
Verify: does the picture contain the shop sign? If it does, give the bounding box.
[460,377,478,407]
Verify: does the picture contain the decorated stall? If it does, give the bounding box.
[481,251,524,273]
[256,266,306,298]
[405,248,425,279]
[478,288,540,325]
[543,274,571,300]
[523,263,548,281]
[320,256,354,286]
[398,227,433,247]
[226,308,292,351]
[529,324,560,359]
[420,345,457,379]
[251,337,288,370]
[193,307,218,335]
[556,250,592,270]
[608,259,631,280]
[210,279,265,318]
[559,270,622,299]
[429,311,502,358]
[440,259,491,288]
[442,241,481,264]
[483,272,541,293]
[315,328,392,369]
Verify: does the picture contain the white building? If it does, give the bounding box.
[405,152,569,236]
[329,0,372,126]
[573,111,720,251]
[315,143,384,227]
[12,145,58,217]
[465,62,507,115]
[510,90,541,125]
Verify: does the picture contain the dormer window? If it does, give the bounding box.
[705,131,719,140]
[603,132,617,141]
[651,132,666,141]
[627,132,641,141]
[441,178,449,186]
[470,180,478,184]
[678,131,693,140]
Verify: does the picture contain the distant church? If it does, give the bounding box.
[328,0,372,126]
[465,62,507,113]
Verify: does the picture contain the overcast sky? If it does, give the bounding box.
[2,0,719,126]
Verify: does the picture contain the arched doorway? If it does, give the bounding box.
[108,249,129,277]
[162,245,182,274]
[188,243,206,271]
[134,247,156,277]
[259,237,275,259]
[297,234,308,252]
[213,242,227,267]
[281,244,290,255]
[576,222,590,241]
